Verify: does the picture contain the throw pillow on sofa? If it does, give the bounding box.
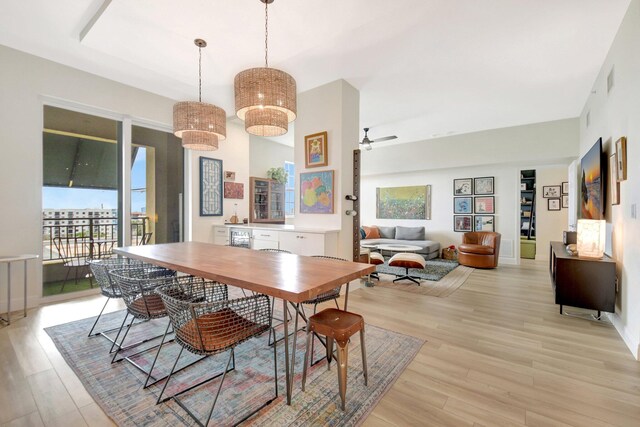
[362,225,380,239]
[377,226,396,239]
[395,226,425,240]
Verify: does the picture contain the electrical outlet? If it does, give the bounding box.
[632,204,637,219]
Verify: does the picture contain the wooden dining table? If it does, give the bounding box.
[114,241,375,405]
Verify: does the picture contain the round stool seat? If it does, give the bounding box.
[369,252,385,265]
[388,252,426,269]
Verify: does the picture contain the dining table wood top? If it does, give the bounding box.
[114,242,375,303]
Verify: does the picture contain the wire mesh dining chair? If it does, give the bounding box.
[155,284,277,426]
[87,257,144,341]
[108,266,228,388]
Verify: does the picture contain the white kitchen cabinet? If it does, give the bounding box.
[251,229,279,250]
[279,231,326,256]
[213,226,229,246]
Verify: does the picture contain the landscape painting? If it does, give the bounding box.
[377,185,431,219]
[580,139,603,219]
[300,170,334,213]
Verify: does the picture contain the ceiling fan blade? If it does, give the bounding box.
[372,135,397,143]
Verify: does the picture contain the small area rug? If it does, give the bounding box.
[45,309,423,426]
[375,258,474,297]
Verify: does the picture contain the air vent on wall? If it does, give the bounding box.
[607,66,615,94]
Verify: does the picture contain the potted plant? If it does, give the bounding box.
[267,167,288,184]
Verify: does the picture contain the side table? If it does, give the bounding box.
[1,254,38,325]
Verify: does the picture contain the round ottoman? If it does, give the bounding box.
[388,253,426,285]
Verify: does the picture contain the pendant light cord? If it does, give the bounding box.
[264,0,269,68]
[198,45,202,102]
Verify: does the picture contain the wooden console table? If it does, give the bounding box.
[549,241,616,316]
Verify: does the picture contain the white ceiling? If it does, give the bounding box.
[0,0,631,147]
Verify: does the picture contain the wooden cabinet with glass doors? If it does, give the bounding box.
[249,177,285,224]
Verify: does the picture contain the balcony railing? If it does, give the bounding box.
[42,216,149,261]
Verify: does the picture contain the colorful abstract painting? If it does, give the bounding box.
[224,182,244,199]
[300,170,334,213]
[580,139,602,219]
[376,185,431,220]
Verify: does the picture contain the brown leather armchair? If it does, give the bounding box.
[458,232,501,268]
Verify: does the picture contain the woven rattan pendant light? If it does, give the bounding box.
[173,39,226,150]
[234,0,296,136]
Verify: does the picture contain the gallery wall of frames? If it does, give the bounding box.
[452,176,495,232]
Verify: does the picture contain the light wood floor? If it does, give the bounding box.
[1,260,639,426]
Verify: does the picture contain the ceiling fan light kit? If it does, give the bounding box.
[234,0,297,137]
[173,38,227,150]
[359,127,397,151]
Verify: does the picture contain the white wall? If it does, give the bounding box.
[361,119,578,263]
[535,166,569,260]
[294,80,359,259]
[188,122,250,243]
[0,44,177,310]
[249,136,293,179]
[579,0,640,358]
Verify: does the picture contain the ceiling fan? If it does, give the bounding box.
[359,127,397,151]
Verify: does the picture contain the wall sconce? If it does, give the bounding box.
[577,219,606,258]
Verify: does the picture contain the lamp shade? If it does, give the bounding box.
[234,67,296,136]
[181,131,219,151]
[577,219,606,258]
[173,101,226,140]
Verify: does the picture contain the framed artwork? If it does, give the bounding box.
[224,171,236,181]
[305,131,328,168]
[616,136,627,181]
[610,153,620,205]
[474,177,494,195]
[474,196,495,214]
[453,197,472,214]
[548,198,561,211]
[377,185,432,219]
[300,170,334,213]
[543,185,561,198]
[562,182,569,195]
[199,157,223,216]
[453,178,473,195]
[562,195,569,208]
[454,215,472,232]
[223,182,244,199]
[474,215,495,232]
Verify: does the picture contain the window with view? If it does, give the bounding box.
[284,161,295,216]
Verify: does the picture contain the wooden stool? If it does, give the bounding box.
[301,308,368,410]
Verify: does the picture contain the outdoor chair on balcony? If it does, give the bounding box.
[53,236,92,292]
[87,257,144,342]
[140,232,153,245]
[155,285,277,426]
[108,266,228,388]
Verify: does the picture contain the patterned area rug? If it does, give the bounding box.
[375,259,474,297]
[45,308,423,426]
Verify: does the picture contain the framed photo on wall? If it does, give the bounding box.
[474,196,495,214]
[200,157,223,216]
[616,136,627,181]
[453,178,473,195]
[548,198,561,211]
[562,195,569,208]
[454,215,473,232]
[543,185,561,198]
[474,215,495,232]
[610,153,620,205]
[304,131,328,168]
[562,182,569,195]
[474,177,494,195]
[454,197,473,214]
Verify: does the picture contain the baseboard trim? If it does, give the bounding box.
[606,311,639,360]
[499,257,518,265]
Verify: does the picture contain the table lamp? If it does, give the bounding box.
[577,219,606,258]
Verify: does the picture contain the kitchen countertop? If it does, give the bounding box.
[217,223,340,234]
